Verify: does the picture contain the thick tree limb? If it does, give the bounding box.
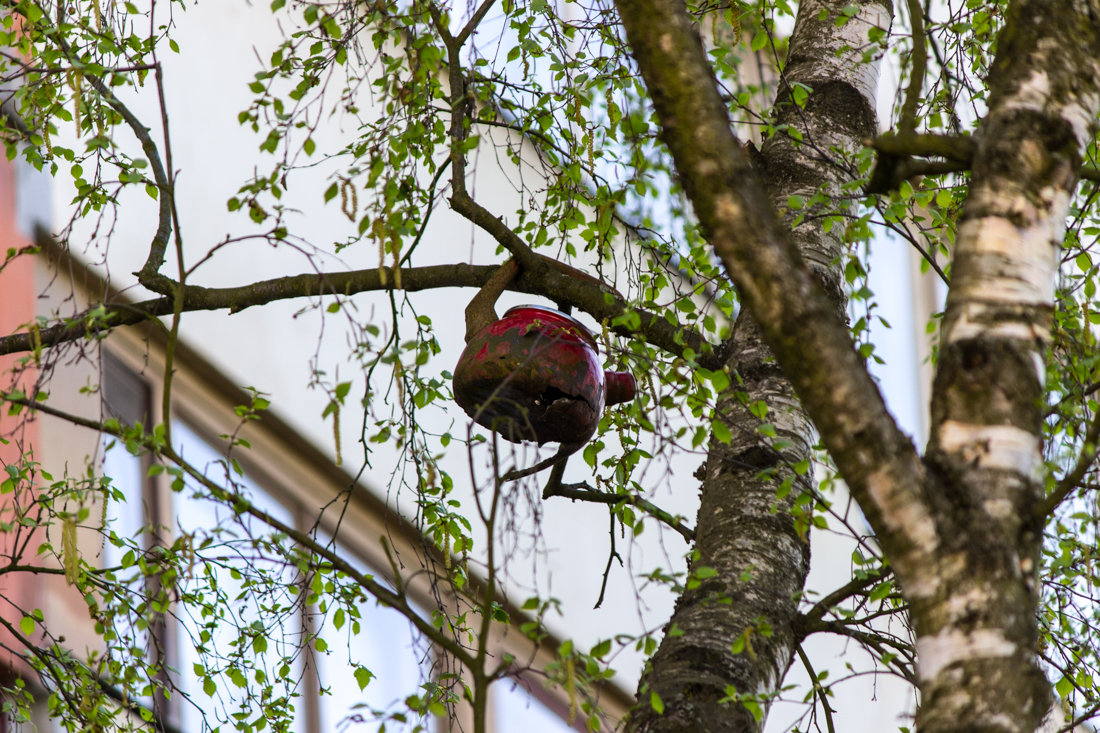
[615,0,930,590]
[874,130,976,162]
[2,244,715,365]
[898,0,927,135]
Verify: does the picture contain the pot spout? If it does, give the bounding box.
[604,371,637,407]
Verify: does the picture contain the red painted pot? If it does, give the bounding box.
[453,305,636,445]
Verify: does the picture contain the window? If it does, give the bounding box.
[97,345,625,732]
[495,677,587,733]
[98,352,432,732]
[307,535,425,731]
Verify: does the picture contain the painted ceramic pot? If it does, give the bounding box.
[453,305,636,445]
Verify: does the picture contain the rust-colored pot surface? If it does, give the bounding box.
[453,305,636,445]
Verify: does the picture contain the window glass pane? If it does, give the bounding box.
[99,353,157,710]
[495,678,582,733]
[99,442,146,569]
[100,351,151,571]
[311,535,427,730]
[171,420,304,733]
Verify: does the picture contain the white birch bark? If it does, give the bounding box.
[919,2,1100,730]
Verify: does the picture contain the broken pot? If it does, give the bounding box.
[452,305,636,445]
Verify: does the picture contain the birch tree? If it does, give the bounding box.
[615,0,1100,730]
[0,0,1098,731]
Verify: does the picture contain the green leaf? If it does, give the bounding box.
[750,28,767,52]
[19,616,34,636]
[591,638,612,658]
[650,691,664,714]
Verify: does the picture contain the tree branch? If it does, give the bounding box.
[42,27,176,292]
[1038,406,1100,517]
[1,392,482,670]
[898,0,927,135]
[874,131,975,162]
[542,481,695,542]
[798,617,916,683]
[796,643,837,733]
[868,131,1100,193]
[2,245,717,365]
[800,565,890,625]
[614,0,932,577]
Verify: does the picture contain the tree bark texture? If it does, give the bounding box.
[918,2,1100,731]
[619,0,1100,729]
[621,2,892,731]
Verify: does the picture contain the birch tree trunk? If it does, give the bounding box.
[621,2,892,730]
[617,0,1100,730]
[918,2,1100,730]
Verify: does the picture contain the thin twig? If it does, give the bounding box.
[899,0,927,135]
[796,642,836,733]
[594,510,623,609]
[1039,407,1100,517]
[543,480,694,542]
[800,565,889,624]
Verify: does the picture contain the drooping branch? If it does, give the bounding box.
[0,391,481,670]
[38,21,177,292]
[795,644,837,733]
